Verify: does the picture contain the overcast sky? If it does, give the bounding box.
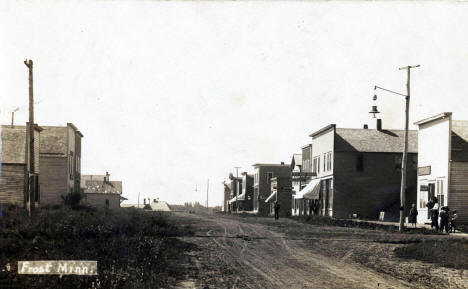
[1,1,468,206]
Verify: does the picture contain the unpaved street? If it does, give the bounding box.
[173,213,468,289]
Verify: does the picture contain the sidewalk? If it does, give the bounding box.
[355,219,468,238]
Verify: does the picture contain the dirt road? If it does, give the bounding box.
[173,212,463,289]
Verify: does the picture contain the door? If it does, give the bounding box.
[427,183,435,219]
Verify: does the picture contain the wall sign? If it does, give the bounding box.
[418,166,431,176]
[420,185,429,191]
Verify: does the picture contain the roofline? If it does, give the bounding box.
[253,163,291,168]
[301,144,312,149]
[309,124,336,138]
[67,123,84,137]
[414,112,452,126]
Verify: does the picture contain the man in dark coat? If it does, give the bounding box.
[439,208,450,233]
[409,203,418,228]
[430,205,439,230]
[274,201,280,220]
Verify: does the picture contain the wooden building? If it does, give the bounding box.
[227,174,242,212]
[222,181,231,212]
[266,176,292,217]
[252,163,291,215]
[295,121,418,220]
[81,173,123,209]
[415,112,468,224]
[39,123,83,206]
[0,124,42,206]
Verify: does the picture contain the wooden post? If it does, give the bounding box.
[398,64,420,232]
[206,179,209,210]
[24,59,35,216]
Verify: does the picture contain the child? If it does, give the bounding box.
[450,210,458,233]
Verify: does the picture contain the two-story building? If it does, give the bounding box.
[415,112,468,224]
[39,123,83,206]
[297,121,418,220]
[253,162,291,215]
[227,173,243,212]
[0,123,42,207]
[266,176,292,217]
[81,172,123,209]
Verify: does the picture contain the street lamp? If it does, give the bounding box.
[371,65,420,232]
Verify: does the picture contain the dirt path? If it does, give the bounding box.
[175,213,421,289]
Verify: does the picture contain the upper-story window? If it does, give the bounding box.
[266,172,273,184]
[326,151,332,171]
[69,151,74,179]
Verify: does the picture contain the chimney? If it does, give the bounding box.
[363,124,368,129]
[377,119,382,131]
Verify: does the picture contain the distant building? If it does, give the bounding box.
[295,121,418,220]
[266,176,292,217]
[227,174,243,212]
[81,172,123,209]
[143,199,171,212]
[222,181,231,212]
[239,172,254,211]
[0,124,42,206]
[39,123,83,206]
[253,163,291,215]
[415,112,468,224]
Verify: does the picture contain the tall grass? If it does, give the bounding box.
[0,205,194,288]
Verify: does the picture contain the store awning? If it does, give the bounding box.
[228,193,245,204]
[294,178,321,200]
[265,192,277,203]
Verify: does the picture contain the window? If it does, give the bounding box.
[317,157,320,174]
[323,153,327,172]
[327,152,332,171]
[437,179,444,207]
[356,154,364,171]
[266,172,273,184]
[69,151,74,179]
[420,190,427,209]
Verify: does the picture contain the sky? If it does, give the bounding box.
[1,1,468,206]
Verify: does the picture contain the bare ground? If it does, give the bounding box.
[173,212,468,289]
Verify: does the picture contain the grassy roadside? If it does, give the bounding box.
[0,205,194,289]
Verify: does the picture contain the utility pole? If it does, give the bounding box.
[398,64,420,232]
[206,179,209,210]
[234,167,241,213]
[24,59,35,216]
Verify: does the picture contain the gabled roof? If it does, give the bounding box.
[81,175,123,195]
[335,128,418,153]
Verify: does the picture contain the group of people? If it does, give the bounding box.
[408,197,458,233]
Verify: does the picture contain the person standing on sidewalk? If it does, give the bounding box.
[274,201,280,220]
[450,210,458,233]
[409,203,418,228]
[430,204,439,230]
[439,208,450,233]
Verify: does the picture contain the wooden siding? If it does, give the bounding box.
[0,164,26,205]
[83,193,120,209]
[449,162,468,223]
[334,152,417,220]
[39,156,68,206]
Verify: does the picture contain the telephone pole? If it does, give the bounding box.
[234,167,241,213]
[397,64,420,232]
[206,179,209,210]
[24,59,35,216]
